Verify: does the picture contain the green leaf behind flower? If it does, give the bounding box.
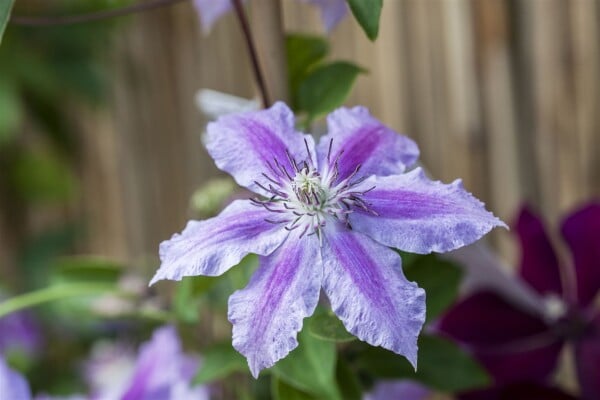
[356,334,490,392]
[402,254,463,322]
[0,0,14,45]
[286,34,329,109]
[307,307,355,342]
[297,61,365,122]
[193,341,248,384]
[271,328,341,400]
[346,0,383,41]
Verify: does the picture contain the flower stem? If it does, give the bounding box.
[231,0,270,108]
[10,0,188,26]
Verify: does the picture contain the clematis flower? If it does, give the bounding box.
[0,309,41,358]
[193,0,347,33]
[364,380,431,400]
[438,204,600,399]
[458,382,577,400]
[90,326,208,400]
[0,356,31,400]
[151,102,504,377]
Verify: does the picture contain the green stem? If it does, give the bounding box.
[0,283,115,318]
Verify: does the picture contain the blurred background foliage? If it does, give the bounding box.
[0,0,598,399]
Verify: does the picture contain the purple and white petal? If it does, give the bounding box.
[365,380,430,400]
[515,207,563,297]
[321,225,425,367]
[150,200,288,285]
[350,168,506,254]
[301,0,348,32]
[316,106,418,183]
[206,102,316,196]
[228,233,322,378]
[0,309,41,356]
[193,0,233,34]
[121,326,198,400]
[0,356,31,400]
[560,203,600,307]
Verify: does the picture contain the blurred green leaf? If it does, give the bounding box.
[190,177,237,218]
[403,254,463,322]
[194,341,247,384]
[51,256,123,285]
[173,275,218,324]
[0,77,22,143]
[10,151,77,203]
[20,225,79,287]
[307,308,355,343]
[286,34,329,107]
[272,327,341,400]
[346,0,383,41]
[356,335,490,392]
[297,61,365,121]
[0,283,115,319]
[336,358,362,400]
[272,378,318,400]
[0,0,14,45]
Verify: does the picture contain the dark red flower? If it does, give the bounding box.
[438,203,600,399]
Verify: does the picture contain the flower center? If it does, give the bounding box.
[250,139,376,244]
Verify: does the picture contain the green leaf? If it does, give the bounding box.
[297,61,365,121]
[190,178,237,218]
[307,308,355,342]
[271,328,341,400]
[193,341,247,384]
[173,275,218,324]
[286,34,329,107]
[403,254,463,322]
[51,256,123,285]
[0,0,15,45]
[346,0,383,41]
[0,77,22,143]
[336,358,362,400]
[0,283,116,319]
[356,335,490,392]
[272,378,318,400]
[10,151,77,203]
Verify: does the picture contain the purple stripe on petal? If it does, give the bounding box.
[206,102,316,196]
[438,291,562,384]
[0,356,31,400]
[321,225,425,367]
[560,203,600,307]
[350,168,506,254]
[515,207,563,297]
[316,106,418,183]
[150,200,288,285]
[228,233,322,378]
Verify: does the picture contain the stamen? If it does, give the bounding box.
[304,138,313,162]
[285,149,300,173]
[345,164,362,183]
[261,172,280,185]
[273,158,293,181]
[264,218,288,224]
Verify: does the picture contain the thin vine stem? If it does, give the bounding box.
[231,0,270,108]
[10,0,189,26]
